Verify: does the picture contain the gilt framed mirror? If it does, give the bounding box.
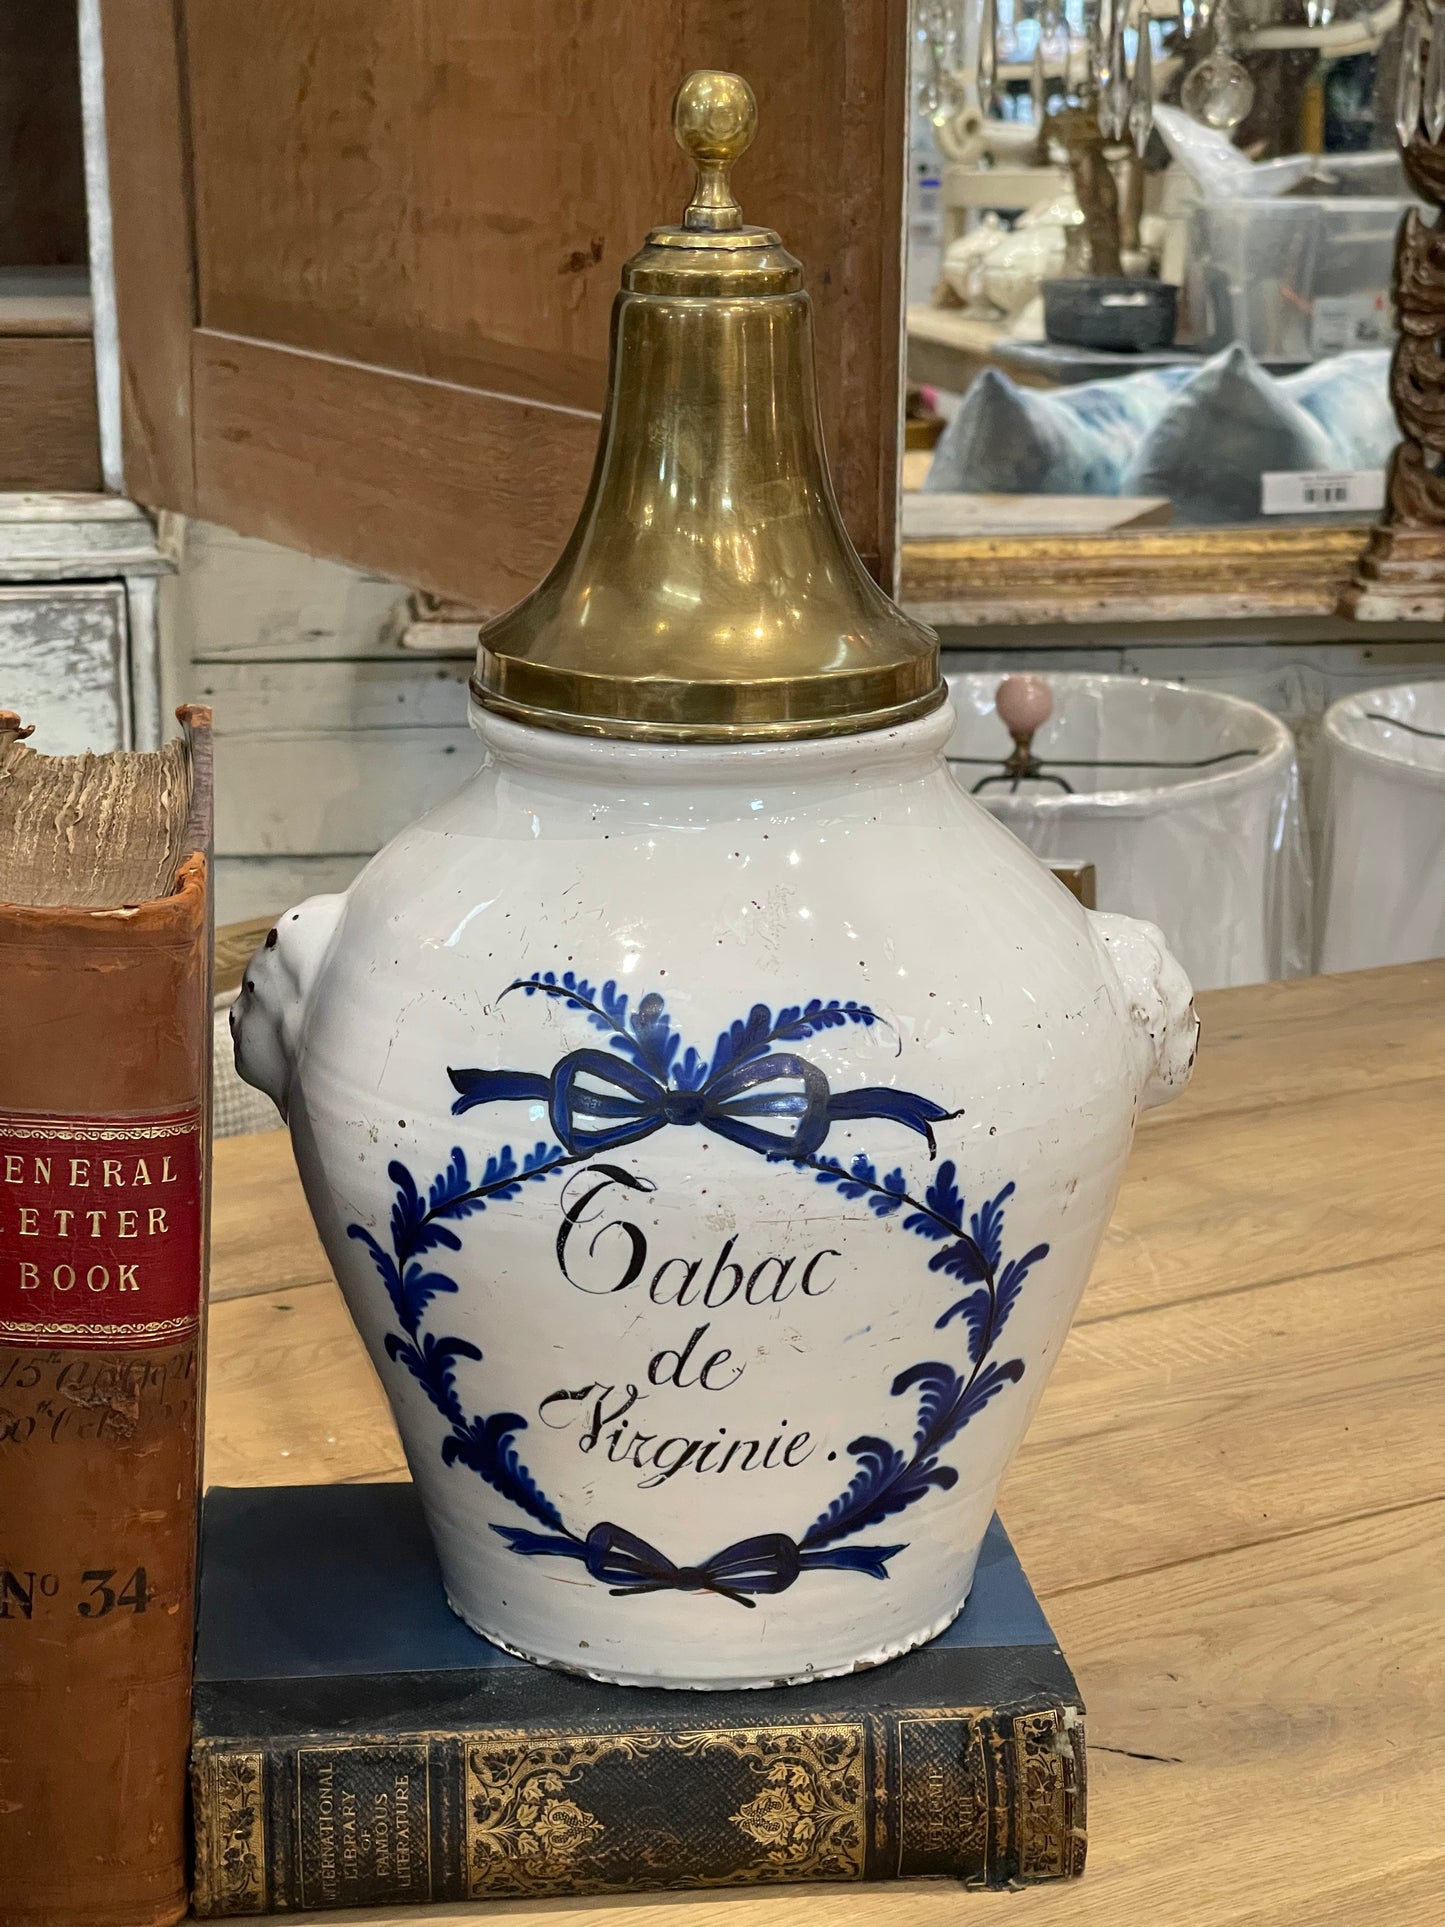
[900,0,1434,625]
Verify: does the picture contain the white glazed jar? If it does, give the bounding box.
[235,704,1194,1688]
[233,73,1197,1689]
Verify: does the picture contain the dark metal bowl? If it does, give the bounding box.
[1042,277,1179,352]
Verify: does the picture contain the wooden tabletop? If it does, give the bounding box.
[206,961,1445,1927]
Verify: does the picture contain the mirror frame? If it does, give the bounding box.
[898,522,1375,625]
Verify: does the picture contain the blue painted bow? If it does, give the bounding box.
[492,1519,902,1607]
[449,1047,952,1162]
[450,980,957,1162]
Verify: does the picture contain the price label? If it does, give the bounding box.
[1310,293,1392,355]
[1260,469,1386,516]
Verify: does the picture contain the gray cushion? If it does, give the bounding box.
[1120,344,1337,523]
[925,369,1118,495]
[926,364,1197,497]
[1280,349,1395,469]
[1057,364,1193,442]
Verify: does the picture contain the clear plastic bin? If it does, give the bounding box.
[1186,197,1415,360]
[1315,682,1445,972]
[945,672,1310,991]
[1304,152,1411,198]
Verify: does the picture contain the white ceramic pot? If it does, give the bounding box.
[233,702,1197,1689]
[1315,681,1445,972]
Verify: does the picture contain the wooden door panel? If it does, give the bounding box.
[186,0,664,413]
[0,339,102,491]
[191,331,595,611]
[103,0,196,510]
[105,0,906,605]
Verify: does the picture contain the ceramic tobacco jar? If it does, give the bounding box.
[234,74,1197,1689]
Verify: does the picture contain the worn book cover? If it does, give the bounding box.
[0,708,213,1927]
[191,1482,1086,1914]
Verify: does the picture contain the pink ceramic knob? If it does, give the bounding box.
[995,674,1053,738]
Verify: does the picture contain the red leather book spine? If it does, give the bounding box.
[0,841,210,1927]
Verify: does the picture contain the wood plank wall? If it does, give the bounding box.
[160,519,479,923]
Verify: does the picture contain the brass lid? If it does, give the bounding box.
[473,71,942,743]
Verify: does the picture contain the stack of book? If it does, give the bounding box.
[190,1484,1086,1914]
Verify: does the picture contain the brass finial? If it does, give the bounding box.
[675,71,756,232]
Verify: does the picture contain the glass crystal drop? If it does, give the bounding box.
[1426,6,1445,143]
[1179,55,1209,123]
[1089,14,1111,113]
[1129,11,1155,154]
[1398,3,1425,148]
[939,0,965,81]
[1180,50,1254,130]
[948,0,967,60]
[915,0,945,114]
[978,0,999,111]
[917,52,942,117]
[1104,0,1131,138]
[1032,40,1048,128]
[1108,71,1133,140]
[1053,15,1075,92]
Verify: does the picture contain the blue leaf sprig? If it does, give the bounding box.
[348,1141,570,1532]
[800,1156,1042,1543]
[501,971,882,1093]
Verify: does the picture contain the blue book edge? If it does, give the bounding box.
[197,1483,1058,1685]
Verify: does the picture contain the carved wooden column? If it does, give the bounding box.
[1342,120,1445,617]
[1054,104,1124,277]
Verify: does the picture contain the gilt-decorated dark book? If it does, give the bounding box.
[190,1483,1085,1915]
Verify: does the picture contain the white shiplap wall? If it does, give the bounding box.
[158,518,480,924]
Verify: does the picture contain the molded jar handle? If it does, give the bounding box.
[1089,909,1199,1111]
[230,893,348,1120]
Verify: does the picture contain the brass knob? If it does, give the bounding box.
[674,70,756,233]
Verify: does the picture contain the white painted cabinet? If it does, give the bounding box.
[0,583,130,753]
[0,496,170,752]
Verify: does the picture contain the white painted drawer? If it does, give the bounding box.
[0,581,130,751]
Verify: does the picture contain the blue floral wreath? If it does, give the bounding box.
[348,972,1048,1609]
